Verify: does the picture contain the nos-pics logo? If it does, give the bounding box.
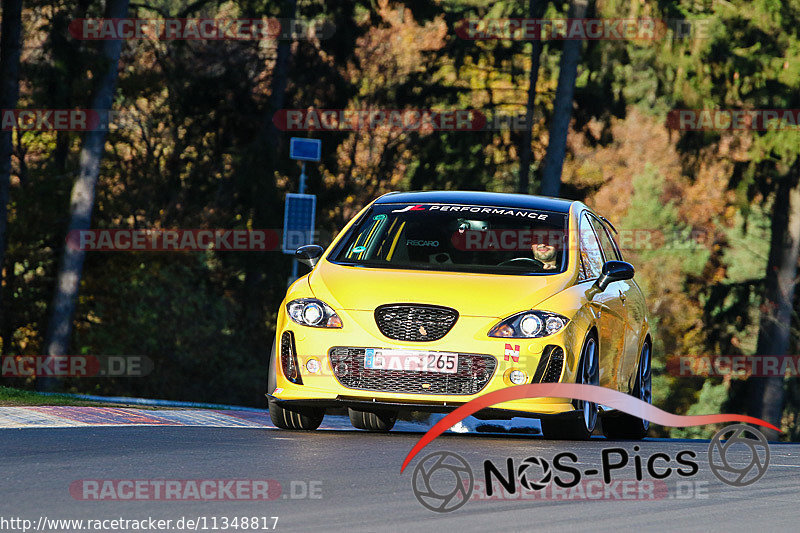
[707,424,769,487]
[411,424,770,512]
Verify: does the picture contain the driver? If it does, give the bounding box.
[531,242,557,270]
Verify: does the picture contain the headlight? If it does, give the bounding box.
[520,314,543,336]
[488,311,568,338]
[286,298,343,328]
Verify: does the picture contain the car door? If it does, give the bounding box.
[592,217,647,391]
[588,215,644,392]
[579,213,627,391]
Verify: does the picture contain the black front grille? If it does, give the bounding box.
[329,347,496,395]
[374,304,458,342]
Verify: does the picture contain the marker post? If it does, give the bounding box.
[285,138,321,285]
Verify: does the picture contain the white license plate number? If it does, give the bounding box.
[364,349,458,374]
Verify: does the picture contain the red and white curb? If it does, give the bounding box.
[0,405,518,433]
[0,407,270,429]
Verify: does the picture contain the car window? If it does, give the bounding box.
[331,203,569,275]
[589,215,622,261]
[579,214,604,279]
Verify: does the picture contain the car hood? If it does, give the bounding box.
[307,260,571,318]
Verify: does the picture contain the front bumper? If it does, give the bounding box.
[271,309,586,417]
[267,396,583,420]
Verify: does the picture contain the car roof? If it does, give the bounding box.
[374,191,576,213]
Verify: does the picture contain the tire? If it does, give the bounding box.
[602,339,652,440]
[348,408,397,432]
[268,399,324,430]
[541,333,599,440]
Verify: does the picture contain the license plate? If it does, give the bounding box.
[364,349,458,374]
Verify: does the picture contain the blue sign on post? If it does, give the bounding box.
[286,138,320,282]
[283,193,316,254]
[290,137,321,162]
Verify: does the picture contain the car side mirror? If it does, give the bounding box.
[594,260,635,292]
[295,245,324,268]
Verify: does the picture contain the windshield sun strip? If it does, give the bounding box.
[386,221,405,261]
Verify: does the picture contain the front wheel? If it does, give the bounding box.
[268,400,324,430]
[540,333,599,440]
[348,408,397,432]
[602,340,652,440]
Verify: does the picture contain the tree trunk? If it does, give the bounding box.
[746,167,800,440]
[242,0,297,372]
[539,0,589,197]
[51,0,93,173]
[265,0,296,150]
[517,0,547,195]
[0,0,23,354]
[38,0,130,391]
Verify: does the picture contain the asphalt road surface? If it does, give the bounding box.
[2,426,798,532]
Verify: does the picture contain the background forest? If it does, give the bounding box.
[1,0,799,439]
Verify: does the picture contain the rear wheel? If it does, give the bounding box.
[540,333,599,440]
[268,400,324,430]
[602,340,652,440]
[348,408,397,432]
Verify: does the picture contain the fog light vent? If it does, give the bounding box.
[280,331,303,385]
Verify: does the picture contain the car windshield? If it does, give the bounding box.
[330,203,569,275]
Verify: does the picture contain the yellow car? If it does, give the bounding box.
[267,191,652,439]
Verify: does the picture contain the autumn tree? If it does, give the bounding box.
[40,0,130,390]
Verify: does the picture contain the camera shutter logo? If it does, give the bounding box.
[517,456,552,491]
[411,451,473,512]
[708,423,770,487]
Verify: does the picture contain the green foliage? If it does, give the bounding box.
[669,381,729,439]
[721,204,771,283]
[700,204,771,357]
[621,164,710,278]
[72,255,262,405]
